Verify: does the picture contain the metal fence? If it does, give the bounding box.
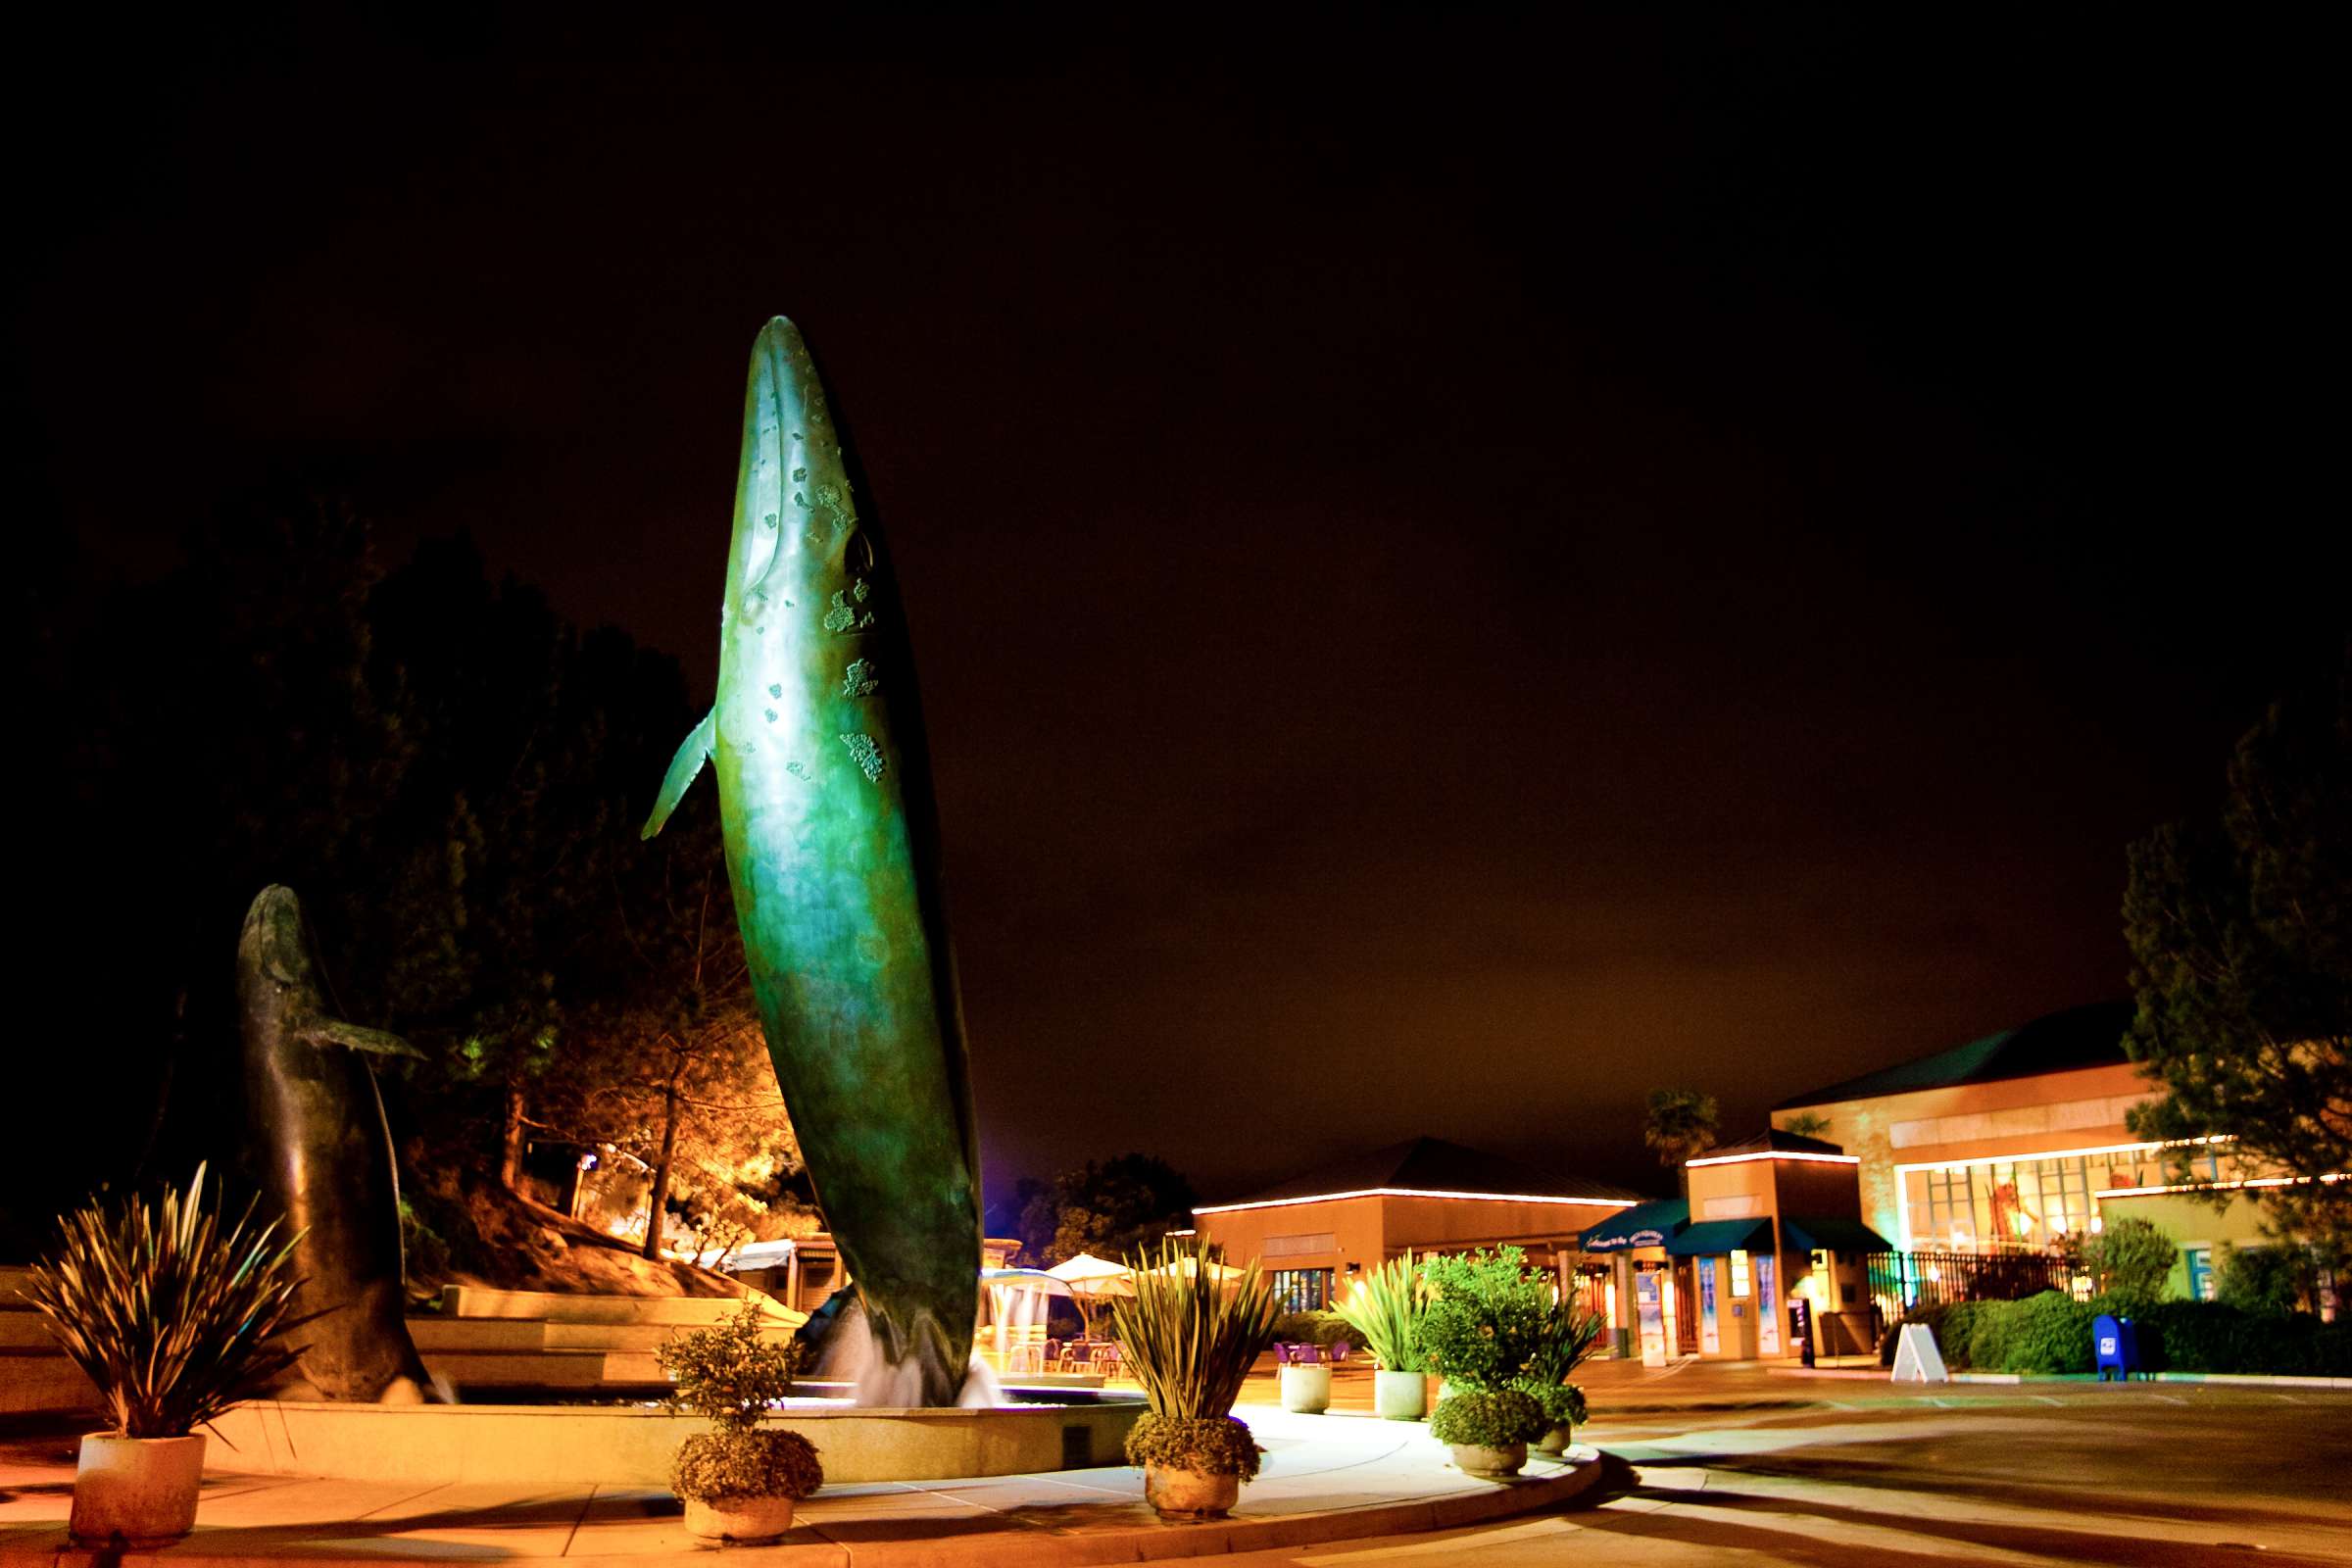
[1866,1248,2078,1322]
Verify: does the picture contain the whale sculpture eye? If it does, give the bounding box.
[842,528,875,575]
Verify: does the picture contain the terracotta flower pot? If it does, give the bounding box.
[1279,1363,1332,1413]
[1374,1369,1427,1421]
[1143,1464,1241,1521]
[683,1493,798,1543]
[69,1433,206,1548]
[1447,1441,1527,1479]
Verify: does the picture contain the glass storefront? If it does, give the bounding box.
[1270,1267,1332,1313]
[1903,1147,2222,1250]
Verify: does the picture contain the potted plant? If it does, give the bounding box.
[1519,1382,1587,1453]
[1277,1346,1332,1414]
[22,1165,304,1548]
[1515,1292,1602,1453]
[657,1302,819,1543]
[1415,1246,1551,1395]
[1430,1388,1548,1477]
[1335,1250,1430,1420]
[1111,1239,1277,1522]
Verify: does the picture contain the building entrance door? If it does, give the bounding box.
[1673,1259,1699,1353]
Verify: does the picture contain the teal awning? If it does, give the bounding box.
[1781,1216,1891,1255]
[1665,1218,1774,1256]
[1578,1199,1688,1253]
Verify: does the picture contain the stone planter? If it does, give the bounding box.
[1143,1464,1241,1522]
[1279,1362,1332,1414]
[1373,1369,1427,1421]
[1447,1441,1527,1479]
[69,1433,206,1548]
[683,1494,799,1544]
[1532,1424,1573,1454]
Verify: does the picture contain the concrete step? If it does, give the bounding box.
[423,1348,665,1389]
[0,1349,96,1415]
[436,1284,800,1328]
[0,1314,58,1348]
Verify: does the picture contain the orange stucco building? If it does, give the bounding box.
[1189,1137,1644,1315]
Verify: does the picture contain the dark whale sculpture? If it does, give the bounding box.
[237,884,436,1402]
[644,317,982,1405]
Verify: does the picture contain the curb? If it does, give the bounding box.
[0,1457,1604,1568]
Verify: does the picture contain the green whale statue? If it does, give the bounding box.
[644,317,981,1405]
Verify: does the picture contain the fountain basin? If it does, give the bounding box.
[204,1388,1145,1486]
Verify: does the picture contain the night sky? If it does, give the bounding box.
[16,13,2343,1205]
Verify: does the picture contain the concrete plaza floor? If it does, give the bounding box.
[1230,1369,2352,1566]
[0,1404,1595,1567]
[8,1361,2348,1565]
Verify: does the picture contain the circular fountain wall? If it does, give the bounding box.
[203,1385,1145,1486]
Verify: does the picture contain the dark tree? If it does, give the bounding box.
[1015,1154,1197,1267]
[1642,1087,1720,1172]
[2125,648,2352,1259]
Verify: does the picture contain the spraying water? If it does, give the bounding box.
[816,1300,1006,1407]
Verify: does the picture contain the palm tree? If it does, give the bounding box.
[1642,1088,1720,1171]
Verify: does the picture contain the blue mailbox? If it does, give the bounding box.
[2093,1313,2140,1381]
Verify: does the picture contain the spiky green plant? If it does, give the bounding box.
[21,1165,305,1437]
[1523,1296,1604,1387]
[1108,1239,1276,1420]
[1333,1250,1427,1371]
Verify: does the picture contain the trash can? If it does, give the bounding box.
[2092,1313,2140,1381]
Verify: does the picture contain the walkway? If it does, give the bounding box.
[0,1406,1597,1567]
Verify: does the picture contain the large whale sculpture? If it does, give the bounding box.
[237,884,437,1402]
[644,317,982,1406]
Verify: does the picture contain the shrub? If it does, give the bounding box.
[1998,1292,2096,1374]
[2081,1217,2176,1302]
[2216,1247,2310,1316]
[1881,1300,1981,1369]
[671,1430,822,1503]
[1269,1310,1356,1348]
[1512,1381,1587,1431]
[1334,1251,1428,1370]
[1430,1389,1548,1447]
[1416,1247,1553,1390]
[1123,1413,1263,1479]
[658,1302,803,1428]
[23,1165,304,1438]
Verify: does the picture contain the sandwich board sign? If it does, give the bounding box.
[1888,1322,1948,1383]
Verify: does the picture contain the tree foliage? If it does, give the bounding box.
[16,497,805,1273]
[1642,1087,1720,1170]
[2124,649,2352,1260]
[2080,1215,2175,1302]
[1013,1154,1196,1266]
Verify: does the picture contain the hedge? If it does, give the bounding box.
[1881,1292,2352,1376]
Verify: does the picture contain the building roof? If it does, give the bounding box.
[1199,1136,1647,1210]
[1695,1129,1847,1161]
[1772,1001,2136,1112]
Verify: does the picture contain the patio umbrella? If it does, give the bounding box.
[1046,1252,1136,1297]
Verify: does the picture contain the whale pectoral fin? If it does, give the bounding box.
[305,1019,424,1058]
[643,708,717,840]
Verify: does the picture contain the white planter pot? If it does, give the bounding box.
[1373,1369,1427,1421]
[1278,1363,1332,1413]
[1448,1441,1527,1479]
[1143,1464,1240,1521]
[1533,1423,1573,1454]
[683,1493,798,1544]
[70,1433,206,1548]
